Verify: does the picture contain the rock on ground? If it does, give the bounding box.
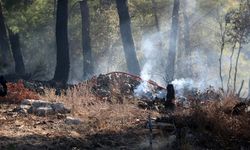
[15,99,70,116]
[65,116,82,125]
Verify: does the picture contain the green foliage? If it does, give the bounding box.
[225,0,250,43]
[0,0,248,86]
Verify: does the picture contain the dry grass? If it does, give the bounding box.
[1,80,249,149]
[40,83,250,146]
[40,82,158,133]
[182,95,250,146]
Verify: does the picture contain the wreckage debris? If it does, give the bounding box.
[91,72,165,101]
[90,72,180,112]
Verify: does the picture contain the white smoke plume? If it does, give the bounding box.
[134,81,153,99]
[140,32,166,84]
[172,50,221,96]
[134,32,166,99]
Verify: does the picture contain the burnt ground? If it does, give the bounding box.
[0,103,160,150]
[0,72,250,149]
[0,103,178,150]
[1,103,250,150]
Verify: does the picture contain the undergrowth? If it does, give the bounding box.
[175,95,250,148]
[0,80,39,103]
[40,82,156,133]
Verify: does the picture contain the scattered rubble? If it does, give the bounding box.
[91,72,166,101]
[14,99,70,116]
[65,116,82,125]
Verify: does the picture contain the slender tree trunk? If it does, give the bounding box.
[233,40,242,93]
[237,80,244,97]
[53,0,70,84]
[116,0,140,75]
[219,22,226,91]
[8,30,25,75]
[0,2,11,68]
[166,0,180,82]
[227,42,236,93]
[80,0,93,79]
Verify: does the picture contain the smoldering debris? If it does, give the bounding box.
[91,72,167,103]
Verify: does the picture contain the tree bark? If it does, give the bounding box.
[53,0,70,84]
[166,0,180,82]
[237,80,244,97]
[226,42,236,93]
[233,40,242,93]
[116,0,140,75]
[8,30,25,75]
[0,2,11,68]
[219,21,226,91]
[80,0,93,79]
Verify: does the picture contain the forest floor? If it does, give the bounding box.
[0,73,250,150]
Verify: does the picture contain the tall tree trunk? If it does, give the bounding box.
[226,42,236,93]
[116,0,140,75]
[233,40,242,93]
[53,0,70,84]
[0,2,11,68]
[80,0,93,79]
[219,21,226,91]
[8,30,25,75]
[166,0,180,82]
[237,80,244,97]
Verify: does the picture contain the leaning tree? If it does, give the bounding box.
[115,0,140,75]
